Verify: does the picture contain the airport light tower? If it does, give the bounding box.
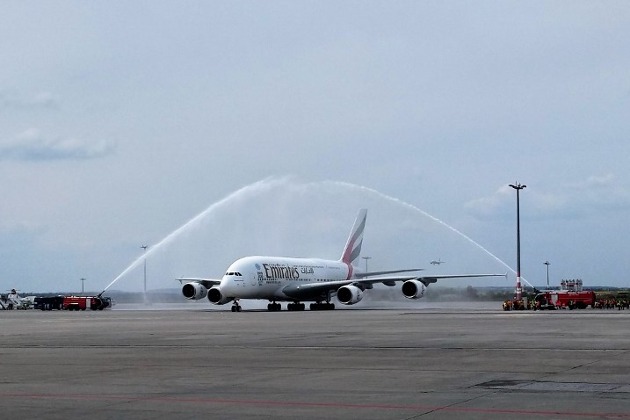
[141,245,148,302]
[362,256,371,276]
[509,182,526,301]
[544,261,550,289]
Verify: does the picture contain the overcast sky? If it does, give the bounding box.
[1,1,629,294]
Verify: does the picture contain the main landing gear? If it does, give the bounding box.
[287,302,306,311]
[266,301,306,311]
[264,300,336,311]
[267,302,281,311]
[267,301,306,311]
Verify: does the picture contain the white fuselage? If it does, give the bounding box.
[220,256,356,300]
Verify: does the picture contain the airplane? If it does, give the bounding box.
[430,258,446,265]
[178,209,505,312]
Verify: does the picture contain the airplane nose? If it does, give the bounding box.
[220,277,236,295]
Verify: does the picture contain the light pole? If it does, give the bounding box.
[362,256,371,275]
[509,182,526,301]
[81,278,86,294]
[544,261,550,289]
[141,245,148,298]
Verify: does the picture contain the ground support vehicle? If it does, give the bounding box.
[34,296,65,310]
[62,296,110,311]
[534,290,596,310]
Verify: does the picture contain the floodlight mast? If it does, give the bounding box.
[509,182,526,301]
[362,256,371,274]
[544,261,550,289]
[141,245,148,301]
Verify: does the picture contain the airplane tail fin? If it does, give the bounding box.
[340,209,367,265]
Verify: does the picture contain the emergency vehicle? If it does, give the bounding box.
[34,296,65,310]
[534,279,596,309]
[62,296,110,311]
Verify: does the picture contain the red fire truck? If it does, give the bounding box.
[534,279,596,309]
[62,296,110,311]
[534,290,596,309]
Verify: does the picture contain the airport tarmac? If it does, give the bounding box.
[1,302,629,419]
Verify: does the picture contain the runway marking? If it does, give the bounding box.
[1,344,627,354]
[478,379,630,393]
[2,392,629,418]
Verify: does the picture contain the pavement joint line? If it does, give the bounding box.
[2,392,630,418]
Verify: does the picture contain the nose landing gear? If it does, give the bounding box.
[231,300,242,312]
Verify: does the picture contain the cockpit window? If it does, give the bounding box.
[225,272,242,276]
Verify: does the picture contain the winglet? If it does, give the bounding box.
[340,209,367,265]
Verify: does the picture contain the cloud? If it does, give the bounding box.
[465,174,630,221]
[0,89,59,109]
[570,174,630,213]
[0,128,116,161]
[463,185,514,221]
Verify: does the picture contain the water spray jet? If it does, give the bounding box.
[328,181,530,287]
[100,177,525,296]
[98,177,285,295]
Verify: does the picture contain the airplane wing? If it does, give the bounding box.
[282,273,506,300]
[177,277,222,289]
[354,268,423,278]
[281,280,347,298]
[411,273,508,286]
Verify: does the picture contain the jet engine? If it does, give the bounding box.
[207,286,232,305]
[182,282,208,300]
[402,280,426,299]
[337,285,364,305]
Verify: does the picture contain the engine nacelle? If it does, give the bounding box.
[182,282,208,300]
[337,285,364,305]
[402,280,427,299]
[207,286,232,305]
